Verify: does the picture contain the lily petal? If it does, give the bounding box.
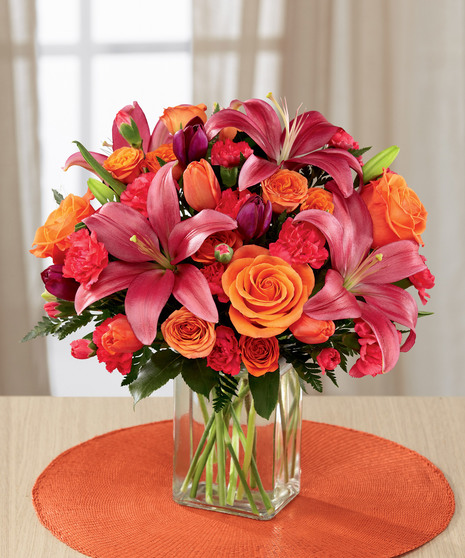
[169,210,237,265]
[172,264,218,323]
[303,269,361,320]
[112,101,151,152]
[85,203,161,262]
[125,269,175,345]
[75,261,155,314]
[368,240,426,284]
[287,111,339,156]
[147,162,180,253]
[148,118,172,152]
[63,151,108,173]
[238,155,280,191]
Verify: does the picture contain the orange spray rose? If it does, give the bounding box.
[161,307,216,359]
[360,170,427,247]
[261,169,308,214]
[192,230,243,264]
[183,159,222,211]
[30,191,95,263]
[300,188,334,213]
[103,146,144,183]
[222,245,315,338]
[144,143,177,174]
[239,335,280,377]
[160,103,207,134]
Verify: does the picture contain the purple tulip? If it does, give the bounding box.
[41,265,79,301]
[173,117,209,167]
[236,195,272,241]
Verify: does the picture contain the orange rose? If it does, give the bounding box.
[289,315,335,344]
[300,188,334,213]
[192,230,243,264]
[239,335,279,377]
[222,245,315,338]
[160,103,208,134]
[161,307,216,359]
[103,146,144,183]
[30,191,95,262]
[100,315,144,355]
[183,159,221,211]
[144,143,177,174]
[360,170,427,247]
[261,169,309,214]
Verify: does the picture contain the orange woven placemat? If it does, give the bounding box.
[32,420,454,558]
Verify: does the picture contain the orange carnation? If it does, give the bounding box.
[30,191,95,263]
[289,315,335,344]
[222,245,315,338]
[161,307,216,359]
[144,143,177,174]
[160,103,208,135]
[300,188,334,213]
[261,169,308,214]
[192,230,243,264]
[360,170,427,248]
[239,335,280,377]
[103,146,144,184]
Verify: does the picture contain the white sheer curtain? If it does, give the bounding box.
[0,0,49,394]
[193,0,465,395]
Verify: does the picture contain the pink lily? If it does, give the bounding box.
[74,162,237,345]
[294,188,426,373]
[205,94,362,197]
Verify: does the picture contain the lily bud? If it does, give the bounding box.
[235,195,272,241]
[363,145,400,183]
[214,243,234,263]
[173,117,209,167]
[112,102,150,151]
[115,115,143,149]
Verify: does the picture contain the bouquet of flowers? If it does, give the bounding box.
[26,95,434,517]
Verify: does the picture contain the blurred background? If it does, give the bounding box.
[1,0,464,397]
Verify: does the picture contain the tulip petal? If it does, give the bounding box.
[63,151,108,173]
[169,210,237,265]
[238,155,280,191]
[147,162,180,252]
[75,261,155,314]
[303,269,361,320]
[85,203,161,262]
[125,269,175,345]
[172,264,218,323]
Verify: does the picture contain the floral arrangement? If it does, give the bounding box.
[26,95,434,418]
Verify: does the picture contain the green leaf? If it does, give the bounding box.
[213,373,239,413]
[349,146,371,159]
[248,368,280,419]
[52,189,64,204]
[87,178,119,204]
[22,312,93,342]
[73,141,126,195]
[220,166,238,187]
[121,346,153,386]
[156,156,168,168]
[181,359,218,398]
[129,350,182,404]
[325,370,339,387]
[22,316,60,342]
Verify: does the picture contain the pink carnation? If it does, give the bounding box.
[211,138,253,168]
[328,128,363,164]
[215,188,252,219]
[200,262,228,303]
[269,218,328,268]
[409,255,435,305]
[63,229,108,289]
[316,348,341,374]
[120,172,156,218]
[207,326,241,376]
[44,301,60,318]
[70,339,96,359]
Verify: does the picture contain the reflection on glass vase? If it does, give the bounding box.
[173,362,302,520]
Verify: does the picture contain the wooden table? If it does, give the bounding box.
[1,396,464,557]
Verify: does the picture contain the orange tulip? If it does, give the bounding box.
[183,159,221,211]
[290,314,335,344]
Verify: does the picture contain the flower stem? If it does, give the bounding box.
[226,400,243,505]
[189,426,217,498]
[215,411,227,506]
[236,400,256,500]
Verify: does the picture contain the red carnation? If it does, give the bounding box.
[207,326,241,376]
[200,262,228,303]
[63,228,108,289]
[409,255,435,305]
[211,138,253,168]
[316,348,341,374]
[120,171,156,218]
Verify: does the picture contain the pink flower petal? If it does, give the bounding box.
[148,118,172,152]
[172,264,218,323]
[112,101,151,152]
[63,151,108,172]
[125,269,175,345]
[287,111,339,156]
[238,155,280,191]
[368,240,427,284]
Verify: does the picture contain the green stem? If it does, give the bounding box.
[189,427,217,498]
[278,390,289,483]
[198,394,210,425]
[205,429,215,504]
[226,400,243,505]
[181,411,216,494]
[215,411,227,506]
[236,400,256,500]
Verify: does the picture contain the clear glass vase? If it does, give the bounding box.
[172,362,302,520]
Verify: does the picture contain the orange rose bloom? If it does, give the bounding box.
[222,245,315,338]
[183,159,221,211]
[300,188,334,213]
[100,315,144,355]
[239,335,280,377]
[192,230,243,264]
[160,103,208,135]
[103,146,144,183]
[290,315,335,344]
[30,191,95,262]
[161,307,216,359]
[144,143,177,174]
[261,169,309,214]
[360,170,427,247]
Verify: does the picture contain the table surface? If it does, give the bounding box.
[1,396,464,558]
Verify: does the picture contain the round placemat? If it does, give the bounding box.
[32,420,454,558]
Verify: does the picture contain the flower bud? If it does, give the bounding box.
[173,117,209,167]
[70,339,97,359]
[116,117,143,149]
[235,195,272,241]
[362,145,400,183]
[214,243,234,263]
